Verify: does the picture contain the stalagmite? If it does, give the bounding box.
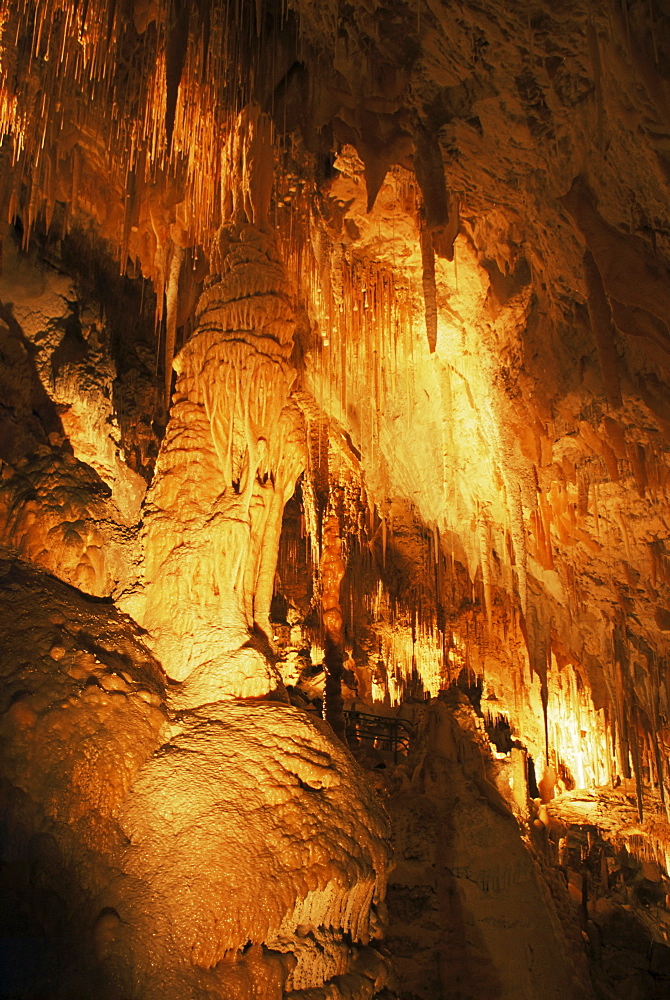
[0,559,392,999]
[124,107,307,703]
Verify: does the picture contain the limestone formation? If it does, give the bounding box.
[0,558,390,999]
[1,0,670,998]
[124,214,305,702]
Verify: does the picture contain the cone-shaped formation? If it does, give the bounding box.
[127,217,305,702]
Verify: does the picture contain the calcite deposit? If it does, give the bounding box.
[125,216,306,702]
[0,557,390,999]
[2,0,670,997]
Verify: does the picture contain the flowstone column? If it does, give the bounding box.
[126,114,306,705]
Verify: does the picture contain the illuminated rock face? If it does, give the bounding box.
[0,231,145,597]
[0,449,133,597]
[127,220,305,703]
[0,559,390,999]
[117,701,390,998]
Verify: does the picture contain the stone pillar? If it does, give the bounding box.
[124,110,306,705]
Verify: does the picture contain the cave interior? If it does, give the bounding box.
[2,1,670,998]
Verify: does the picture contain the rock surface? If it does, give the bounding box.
[0,557,391,999]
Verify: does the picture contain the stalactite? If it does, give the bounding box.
[630,703,644,822]
[413,119,456,260]
[478,511,492,625]
[613,625,632,781]
[0,0,281,279]
[165,0,190,153]
[419,215,438,353]
[164,241,183,410]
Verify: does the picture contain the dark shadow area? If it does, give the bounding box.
[0,301,66,463]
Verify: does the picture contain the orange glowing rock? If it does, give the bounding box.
[0,559,391,998]
[125,213,306,702]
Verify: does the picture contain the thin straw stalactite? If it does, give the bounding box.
[0,0,272,265]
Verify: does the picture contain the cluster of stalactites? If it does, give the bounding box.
[0,0,282,252]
